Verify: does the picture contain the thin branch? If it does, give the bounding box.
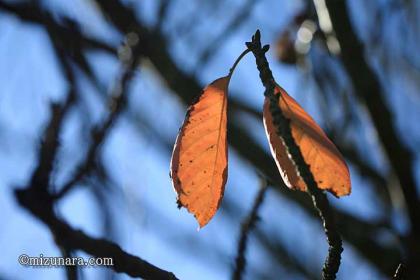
[246,30,342,280]
[221,194,318,279]
[232,178,268,280]
[28,51,76,194]
[229,49,251,78]
[28,102,71,193]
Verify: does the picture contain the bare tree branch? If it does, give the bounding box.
[27,41,77,194]
[14,188,178,280]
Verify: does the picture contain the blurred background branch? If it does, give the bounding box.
[233,177,267,280]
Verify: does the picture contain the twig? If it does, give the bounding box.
[232,178,268,280]
[229,49,251,78]
[28,51,76,194]
[28,101,72,193]
[246,30,343,280]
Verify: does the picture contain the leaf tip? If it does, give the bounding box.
[176,197,183,209]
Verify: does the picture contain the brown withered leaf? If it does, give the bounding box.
[263,85,351,197]
[170,76,229,228]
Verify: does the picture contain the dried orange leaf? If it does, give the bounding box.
[263,85,351,197]
[170,76,229,228]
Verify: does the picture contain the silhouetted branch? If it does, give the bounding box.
[220,193,318,279]
[28,54,76,194]
[232,178,268,280]
[14,188,178,280]
[247,30,342,280]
